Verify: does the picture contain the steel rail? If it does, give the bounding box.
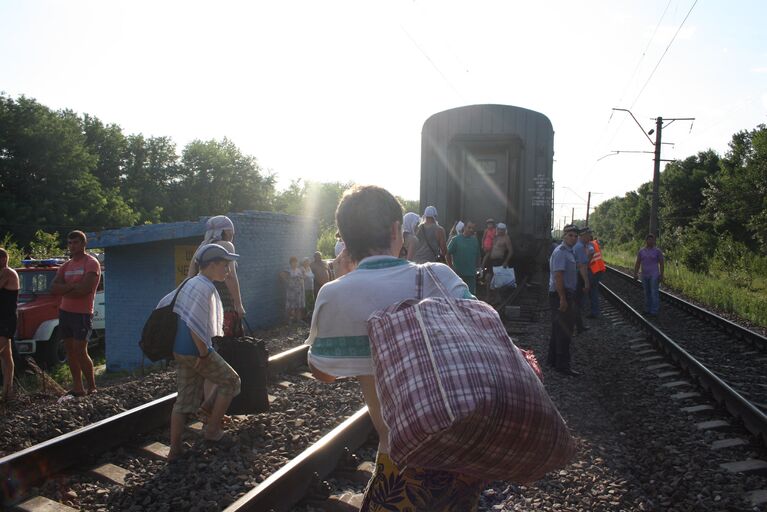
[605,265,767,351]
[599,281,767,444]
[0,345,310,505]
[225,407,373,512]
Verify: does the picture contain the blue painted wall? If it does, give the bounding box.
[94,211,317,371]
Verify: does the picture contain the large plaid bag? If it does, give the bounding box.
[367,265,576,482]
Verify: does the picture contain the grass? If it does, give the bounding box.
[14,349,166,396]
[604,248,767,328]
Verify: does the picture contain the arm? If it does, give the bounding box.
[0,268,13,289]
[407,236,417,261]
[659,253,665,282]
[633,253,641,280]
[332,248,356,278]
[216,241,244,315]
[554,271,568,312]
[224,264,245,316]
[309,362,337,383]
[190,330,213,369]
[65,272,99,297]
[50,270,70,296]
[578,263,590,291]
[438,228,448,258]
[446,237,456,268]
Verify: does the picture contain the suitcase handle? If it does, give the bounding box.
[233,316,254,337]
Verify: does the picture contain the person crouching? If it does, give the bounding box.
[161,244,242,461]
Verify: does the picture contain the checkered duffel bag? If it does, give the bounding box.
[367,265,576,482]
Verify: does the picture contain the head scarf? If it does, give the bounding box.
[402,212,420,234]
[203,215,235,244]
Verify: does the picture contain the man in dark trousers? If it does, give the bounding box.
[547,225,580,376]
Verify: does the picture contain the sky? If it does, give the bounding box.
[2,1,766,227]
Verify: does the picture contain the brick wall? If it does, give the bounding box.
[104,212,317,371]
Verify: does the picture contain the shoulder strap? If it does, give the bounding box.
[169,278,192,309]
[422,225,439,258]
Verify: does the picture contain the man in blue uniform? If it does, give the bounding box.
[572,227,592,335]
[547,225,580,376]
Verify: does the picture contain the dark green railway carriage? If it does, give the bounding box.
[420,104,554,271]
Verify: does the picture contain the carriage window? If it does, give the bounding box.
[478,159,497,174]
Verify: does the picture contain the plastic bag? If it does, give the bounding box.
[491,266,516,289]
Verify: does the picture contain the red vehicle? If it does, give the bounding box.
[14,258,105,367]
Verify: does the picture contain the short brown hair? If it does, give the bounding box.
[67,230,87,243]
[336,185,403,262]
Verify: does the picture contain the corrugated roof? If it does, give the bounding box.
[87,220,205,248]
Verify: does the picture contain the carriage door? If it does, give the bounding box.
[461,148,509,226]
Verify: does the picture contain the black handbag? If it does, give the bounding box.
[138,279,191,362]
[215,319,270,414]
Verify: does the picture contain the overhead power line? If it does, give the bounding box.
[630,0,699,109]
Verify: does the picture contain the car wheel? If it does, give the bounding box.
[40,327,67,369]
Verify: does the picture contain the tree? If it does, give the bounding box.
[169,138,276,220]
[700,125,767,254]
[659,150,720,234]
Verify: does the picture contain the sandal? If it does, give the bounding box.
[203,430,233,444]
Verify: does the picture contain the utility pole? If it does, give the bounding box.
[571,207,575,224]
[586,192,591,226]
[611,109,695,238]
[650,117,663,236]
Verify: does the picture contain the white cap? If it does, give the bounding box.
[423,205,438,218]
[497,222,507,230]
[455,221,465,233]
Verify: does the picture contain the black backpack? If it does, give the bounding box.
[139,279,191,362]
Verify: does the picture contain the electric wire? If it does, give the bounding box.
[629,0,699,109]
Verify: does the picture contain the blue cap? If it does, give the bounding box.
[196,244,239,264]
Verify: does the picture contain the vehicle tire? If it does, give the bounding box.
[39,328,67,370]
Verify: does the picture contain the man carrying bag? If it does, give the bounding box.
[307,186,575,511]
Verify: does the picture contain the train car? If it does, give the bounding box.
[420,104,554,273]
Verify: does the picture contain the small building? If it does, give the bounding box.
[88,211,317,371]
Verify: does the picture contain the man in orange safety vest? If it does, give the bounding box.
[582,228,605,318]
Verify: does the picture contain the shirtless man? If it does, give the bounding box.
[481,222,513,290]
[0,248,19,401]
[51,231,101,395]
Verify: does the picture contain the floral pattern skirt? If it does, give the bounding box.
[360,452,482,512]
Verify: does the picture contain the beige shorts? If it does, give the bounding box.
[173,351,241,414]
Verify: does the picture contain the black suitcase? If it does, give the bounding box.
[214,321,269,414]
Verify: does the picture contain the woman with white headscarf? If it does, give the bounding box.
[400,212,420,261]
[188,215,245,336]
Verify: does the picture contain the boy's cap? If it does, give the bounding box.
[423,205,438,218]
[196,243,239,264]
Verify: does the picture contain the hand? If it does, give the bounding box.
[659,274,664,284]
[332,248,355,278]
[194,354,210,369]
[584,285,590,292]
[235,304,246,317]
[633,273,639,281]
[559,298,568,312]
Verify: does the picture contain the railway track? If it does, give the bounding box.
[1,345,368,511]
[601,265,767,445]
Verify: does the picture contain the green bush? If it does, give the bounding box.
[317,226,337,259]
[0,233,25,267]
[675,228,717,274]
